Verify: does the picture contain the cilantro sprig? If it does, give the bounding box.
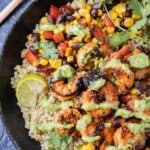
[105,0,150,47]
[34,40,58,59]
[48,131,72,150]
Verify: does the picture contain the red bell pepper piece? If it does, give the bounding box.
[53,33,65,43]
[103,15,114,27]
[25,50,39,64]
[43,31,54,40]
[49,5,59,19]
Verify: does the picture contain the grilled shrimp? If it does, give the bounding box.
[99,81,119,103]
[112,67,134,93]
[55,108,82,138]
[82,89,114,122]
[51,77,83,101]
[110,44,131,59]
[76,42,100,70]
[103,118,116,144]
[113,123,147,150]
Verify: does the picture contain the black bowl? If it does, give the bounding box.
[0,0,70,149]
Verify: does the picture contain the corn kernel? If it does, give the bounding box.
[32,60,39,67]
[115,3,126,14]
[40,35,44,40]
[79,9,89,17]
[49,59,62,68]
[92,38,98,44]
[124,18,134,28]
[114,18,121,26]
[91,19,98,25]
[39,30,44,35]
[40,17,49,24]
[109,10,118,20]
[73,36,83,43]
[73,12,80,20]
[106,26,115,34]
[118,13,123,18]
[68,40,73,47]
[85,14,91,24]
[39,59,48,66]
[67,56,74,62]
[80,144,95,150]
[84,34,91,42]
[94,60,99,66]
[98,9,103,16]
[85,4,91,11]
[132,14,141,20]
[39,49,44,54]
[65,47,73,56]
[130,88,140,95]
[73,20,78,25]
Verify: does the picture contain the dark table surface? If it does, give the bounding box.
[0,1,36,149]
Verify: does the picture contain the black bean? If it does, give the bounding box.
[50,19,56,24]
[64,9,73,16]
[82,77,90,88]
[56,14,65,23]
[137,45,150,54]
[62,59,68,65]
[126,5,132,11]
[93,3,100,9]
[65,34,74,40]
[122,10,132,17]
[71,42,81,50]
[146,85,150,96]
[66,15,75,21]
[32,33,40,42]
[120,20,126,28]
[90,9,98,17]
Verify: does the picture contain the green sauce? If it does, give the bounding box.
[82,102,119,111]
[105,59,133,75]
[115,109,133,119]
[128,123,150,134]
[134,97,150,111]
[36,122,74,132]
[76,115,92,131]
[88,79,106,90]
[115,109,150,122]
[53,65,75,80]
[78,47,93,65]
[82,135,100,143]
[128,53,150,69]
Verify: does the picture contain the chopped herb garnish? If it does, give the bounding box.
[48,131,72,150]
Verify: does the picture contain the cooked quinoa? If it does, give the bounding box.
[11,0,150,150]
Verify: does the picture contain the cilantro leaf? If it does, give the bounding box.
[108,31,130,47]
[40,40,58,59]
[48,131,61,148]
[128,0,143,17]
[48,131,72,150]
[130,18,147,32]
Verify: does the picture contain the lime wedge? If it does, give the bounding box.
[16,73,48,107]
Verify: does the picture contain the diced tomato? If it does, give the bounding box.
[53,33,65,43]
[49,5,59,19]
[111,44,131,59]
[25,50,39,64]
[57,42,67,57]
[103,15,114,27]
[43,31,54,40]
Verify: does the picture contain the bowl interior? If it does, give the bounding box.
[0,0,70,149]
